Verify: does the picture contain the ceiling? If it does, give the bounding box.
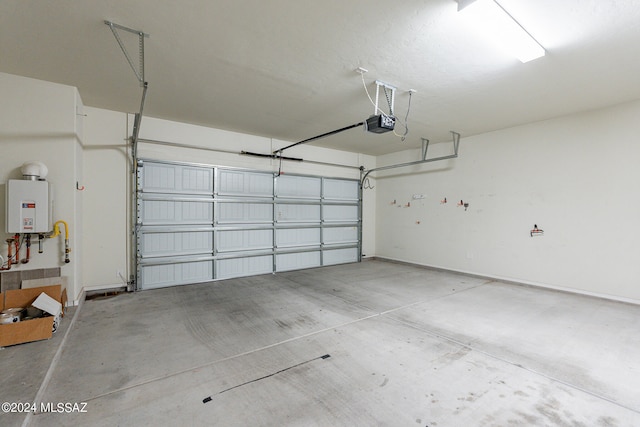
[2,0,640,156]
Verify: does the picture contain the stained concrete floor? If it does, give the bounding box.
[2,260,640,426]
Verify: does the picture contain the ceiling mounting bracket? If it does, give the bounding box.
[104,20,149,86]
[105,20,150,166]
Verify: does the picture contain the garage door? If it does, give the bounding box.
[136,160,361,290]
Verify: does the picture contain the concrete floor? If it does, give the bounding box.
[2,260,640,426]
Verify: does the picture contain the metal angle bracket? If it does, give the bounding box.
[105,20,150,86]
[451,130,461,155]
[421,138,430,160]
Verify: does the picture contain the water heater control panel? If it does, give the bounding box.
[6,180,52,233]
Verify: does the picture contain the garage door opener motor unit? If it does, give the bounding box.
[365,78,397,134]
[365,114,395,133]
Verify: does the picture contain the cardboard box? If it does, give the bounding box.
[0,284,67,347]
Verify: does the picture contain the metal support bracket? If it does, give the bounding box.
[421,138,430,160]
[104,20,149,86]
[360,131,462,185]
[452,130,461,155]
[105,20,150,293]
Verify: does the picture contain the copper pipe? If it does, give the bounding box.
[21,234,31,263]
[1,238,13,270]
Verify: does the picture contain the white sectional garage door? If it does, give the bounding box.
[136,160,361,290]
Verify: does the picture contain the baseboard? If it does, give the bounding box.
[374,256,640,306]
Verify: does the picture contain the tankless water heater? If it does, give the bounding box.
[6,180,52,233]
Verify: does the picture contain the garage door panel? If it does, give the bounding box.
[140,230,213,258]
[141,162,213,195]
[323,226,358,245]
[217,202,273,224]
[276,175,321,199]
[323,247,359,266]
[218,170,273,197]
[322,205,358,223]
[215,255,273,280]
[140,199,214,225]
[140,260,213,290]
[276,204,320,223]
[276,251,321,272]
[216,229,273,253]
[276,228,320,248]
[323,178,359,201]
[181,167,214,194]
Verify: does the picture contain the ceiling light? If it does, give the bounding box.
[457,0,545,63]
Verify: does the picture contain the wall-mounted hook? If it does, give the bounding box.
[530,224,544,237]
[457,200,469,211]
[440,197,447,204]
[76,181,85,191]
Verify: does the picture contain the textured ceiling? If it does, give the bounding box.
[2,0,640,155]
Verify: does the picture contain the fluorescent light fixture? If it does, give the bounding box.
[458,0,545,63]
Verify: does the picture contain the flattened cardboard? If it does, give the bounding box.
[0,284,66,347]
[33,292,62,316]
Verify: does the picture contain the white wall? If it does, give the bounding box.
[0,72,83,299]
[81,107,130,291]
[374,100,640,303]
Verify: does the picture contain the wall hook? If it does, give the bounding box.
[76,181,85,191]
[530,224,544,237]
